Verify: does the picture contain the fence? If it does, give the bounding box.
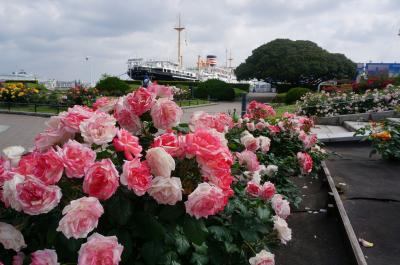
[0,102,70,115]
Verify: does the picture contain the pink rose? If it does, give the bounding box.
[3,174,62,215]
[185,183,227,219]
[18,149,63,185]
[260,181,276,200]
[114,97,142,134]
[57,197,104,239]
[150,98,183,130]
[147,84,173,99]
[12,252,25,265]
[78,233,123,265]
[189,111,214,132]
[126,88,156,116]
[35,116,74,152]
[185,130,224,159]
[31,249,59,265]
[196,151,233,191]
[273,215,292,244]
[246,181,261,197]
[298,131,317,149]
[246,101,276,119]
[113,128,142,161]
[57,140,96,179]
[236,150,260,172]
[259,136,271,153]
[271,194,290,219]
[246,122,256,131]
[255,121,266,131]
[267,125,280,134]
[148,176,182,205]
[0,222,26,252]
[189,112,233,133]
[83,159,119,200]
[152,132,184,158]
[145,147,175,178]
[60,105,94,133]
[121,159,152,196]
[249,250,275,265]
[93,97,117,113]
[297,152,313,174]
[240,131,259,152]
[80,112,117,145]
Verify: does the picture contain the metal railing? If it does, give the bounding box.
[0,101,70,114]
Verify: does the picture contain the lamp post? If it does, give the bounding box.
[85,56,92,87]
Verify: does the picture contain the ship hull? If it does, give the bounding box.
[128,67,198,82]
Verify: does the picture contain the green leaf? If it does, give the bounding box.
[208,226,233,242]
[175,231,190,254]
[224,242,240,253]
[141,240,163,265]
[240,229,260,242]
[160,251,181,265]
[105,192,133,226]
[158,204,184,221]
[256,206,271,221]
[135,212,166,240]
[183,216,208,245]
[190,243,209,265]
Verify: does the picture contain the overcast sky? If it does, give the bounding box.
[1,0,399,82]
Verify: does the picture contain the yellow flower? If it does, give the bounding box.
[18,92,25,97]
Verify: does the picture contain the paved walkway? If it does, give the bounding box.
[0,114,48,150]
[325,142,400,265]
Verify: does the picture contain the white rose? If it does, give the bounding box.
[271,194,290,219]
[249,249,275,265]
[148,176,182,205]
[146,147,175,178]
[265,165,278,177]
[259,136,271,153]
[3,146,25,167]
[0,222,27,251]
[2,174,24,211]
[273,215,292,244]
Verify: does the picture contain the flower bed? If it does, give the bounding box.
[355,120,400,161]
[297,86,400,117]
[0,87,325,265]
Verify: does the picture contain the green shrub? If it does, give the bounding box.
[96,75,130,96]
[285,87,311,104]
[272,93,287,103]
[233,87,246,98]
[193,79,235,101]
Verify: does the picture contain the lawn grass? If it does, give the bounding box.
[175,99,211,107]
[271,104,297,117]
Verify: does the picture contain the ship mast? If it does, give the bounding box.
[228,50,234,68]
[174,14,185,67]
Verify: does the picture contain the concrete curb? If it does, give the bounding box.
[322,162,368,265]
[180,103,218,109]
[0,110,53,117]
[315,111,399,125]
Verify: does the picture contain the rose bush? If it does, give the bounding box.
[0,86,326,264]
[297,85,400,117]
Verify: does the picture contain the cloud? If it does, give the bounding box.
[0,0,399,81]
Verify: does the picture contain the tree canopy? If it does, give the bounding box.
[235,39,356,85]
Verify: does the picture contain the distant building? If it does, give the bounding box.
[39,80,90,90]
[365,63,400,78]
[0,70,36,82]
[249,80,276,93]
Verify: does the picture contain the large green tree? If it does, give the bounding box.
[235,39,356,84]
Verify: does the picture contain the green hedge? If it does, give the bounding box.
[272,93,287,103]
[3,80,39,84]
[275,83,315,93]
[96,76,130,96]
[285,87,311,104]
[193,79,235,101]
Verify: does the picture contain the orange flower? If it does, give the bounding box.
[372,131,391,141]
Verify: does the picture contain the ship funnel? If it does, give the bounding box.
[206,55,217,67]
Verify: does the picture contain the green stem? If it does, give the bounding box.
[244,241,257,255]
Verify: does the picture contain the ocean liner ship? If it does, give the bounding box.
[127,15,237,83]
